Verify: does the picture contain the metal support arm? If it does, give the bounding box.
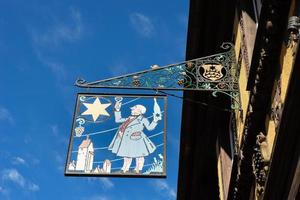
[75,43,241,110]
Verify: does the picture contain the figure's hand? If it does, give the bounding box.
[153,112,162,123]
[118,131,123,138]
[115,101,122,111]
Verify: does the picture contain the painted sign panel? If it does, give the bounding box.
[65,93,167,177]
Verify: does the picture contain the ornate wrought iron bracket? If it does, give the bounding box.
[75,43,241,110]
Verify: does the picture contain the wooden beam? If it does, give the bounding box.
[177,0,237,199]
[263,44,300,199]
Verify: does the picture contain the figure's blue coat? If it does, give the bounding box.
[108,111,157,158]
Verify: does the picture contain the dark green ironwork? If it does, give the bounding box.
[75,43,241,109]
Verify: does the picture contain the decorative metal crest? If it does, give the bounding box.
[76,43,240,109]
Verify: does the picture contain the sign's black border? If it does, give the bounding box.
[64,93,167,178]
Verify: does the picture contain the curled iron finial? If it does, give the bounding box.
[221,42,233,50]
[212,91,241,110]
[75,78,87,87]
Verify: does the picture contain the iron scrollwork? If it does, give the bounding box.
[75,43,241,110]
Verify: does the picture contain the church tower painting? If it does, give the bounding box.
[75,137,94,172]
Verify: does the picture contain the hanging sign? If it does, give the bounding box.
[65,93,167,177]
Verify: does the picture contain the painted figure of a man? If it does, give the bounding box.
[108,98,161,174]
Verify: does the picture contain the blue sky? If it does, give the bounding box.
[0,1,188,199]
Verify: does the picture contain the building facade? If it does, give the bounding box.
[177,0,300,199]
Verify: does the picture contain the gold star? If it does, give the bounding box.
[81,98,111,121]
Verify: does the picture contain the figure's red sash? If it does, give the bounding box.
[119,116,136,135]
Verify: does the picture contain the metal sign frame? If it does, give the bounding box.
[65,93,167,178]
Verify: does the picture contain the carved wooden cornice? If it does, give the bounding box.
[239,15,251,75]
[231,0,292,199]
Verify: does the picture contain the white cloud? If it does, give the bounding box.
[25,154,40,166]
[11,157,26,165]
[0,106,14,124]
[32,7,83,46]
[1,169,39,193]
[33,50,67,81]
[53,151,68,172]
[50,124,68,145]
[130,13,155,38]
[152,180,176,200]
[44,61,67,80]
[99,178,114,190]
[108,63,129,77]
[28,183,40,192]
[87,177,115,190]
[50,124,59,136]
[2,169,25,187]
[30,7,83,81]
[55,152,64,164]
